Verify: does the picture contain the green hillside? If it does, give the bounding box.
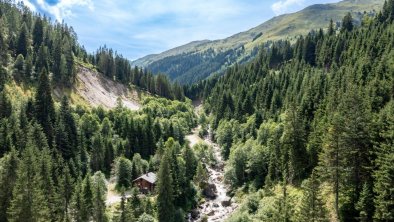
[132,0,384,84]
[186,2,394,220]
[0,1,198,221]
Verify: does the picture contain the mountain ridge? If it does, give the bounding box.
[132,0,384,84]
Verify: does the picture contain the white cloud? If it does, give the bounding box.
[20,0,271,59]
[271,0,305,15]
[33,0,94,21]
[91,0,244,26]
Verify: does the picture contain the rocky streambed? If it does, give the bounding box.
[188,131,237,222]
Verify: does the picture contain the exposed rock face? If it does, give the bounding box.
[203,183,217,199]
[74,67,140,110]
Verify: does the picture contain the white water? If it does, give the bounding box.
[195,135,237,222]
[187,104,237,221]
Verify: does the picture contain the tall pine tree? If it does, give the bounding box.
[35,68,55,147]
[157,145,175,222]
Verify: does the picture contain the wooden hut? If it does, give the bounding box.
[132,172,157,193]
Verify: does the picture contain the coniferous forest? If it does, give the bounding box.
[187,2,394,221]
[0,0,394,222]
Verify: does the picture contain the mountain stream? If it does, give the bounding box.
[187,104,237,222]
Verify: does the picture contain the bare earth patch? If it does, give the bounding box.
[75,67,141,110]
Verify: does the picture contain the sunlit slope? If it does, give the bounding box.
[132,0,384,84]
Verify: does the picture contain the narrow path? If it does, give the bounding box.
[188,103,237,222]
[105,177,131,206]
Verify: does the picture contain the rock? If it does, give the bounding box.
[191,209,200,219]
[216,162,225,170]
[203,183,217,199]
[221,198,231,207]
[213,203,219,208]
[208,210,215,216]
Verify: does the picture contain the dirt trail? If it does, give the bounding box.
[75,67,141,110]
[187,104,237,222]
[105,177,131,206]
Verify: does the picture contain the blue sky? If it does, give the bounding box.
[21,0,340,60]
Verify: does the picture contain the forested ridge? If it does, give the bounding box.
[146,46,258,85]
[133,0,384,86]
[187,1,394,221]
[0,0,184,100]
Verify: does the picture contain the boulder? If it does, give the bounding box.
[208,210,215,216]
[203,183,217,199]
[213,203,219,208]
[216,162,225,171]
[191,209,200,219]
[221,197,231,207]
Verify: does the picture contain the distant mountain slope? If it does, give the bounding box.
[132,0,384,84]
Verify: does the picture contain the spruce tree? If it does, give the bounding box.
[114,189,141,222]
[118,190,127,222]
[32,18,44,49]
[7,146,50,222]
[131,160,139,181]
[373,101,394,221]
[356,182,374,222]
[52,39,63,82]
[341,12,354,32]
[194,162,208,190]
[328,19,335,36]
[92,171,108,222]
[116,156,132,189]
[55,118,72,159]
[0,17,8,66]
[35,67,55,146]
[59,96,78,156]
[81,174,94,221]
[157,147,175,222]
[39,147,62,221]
[183,144,197,181]
[0,148,18,222]
[296,172,329,222]
[0,66,7,92]
[129,188,143,218]
[318,112,345,221]
[91,133,105,172]
[13,54,25,79]
[59,165,74,220]
[71,178,84,221]
[0,90,12,119]
[282,107,307,183]
[16,23,28,57]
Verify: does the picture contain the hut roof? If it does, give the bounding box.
[133,172,157,184]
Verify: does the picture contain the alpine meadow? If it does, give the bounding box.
[0,0,393,222]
